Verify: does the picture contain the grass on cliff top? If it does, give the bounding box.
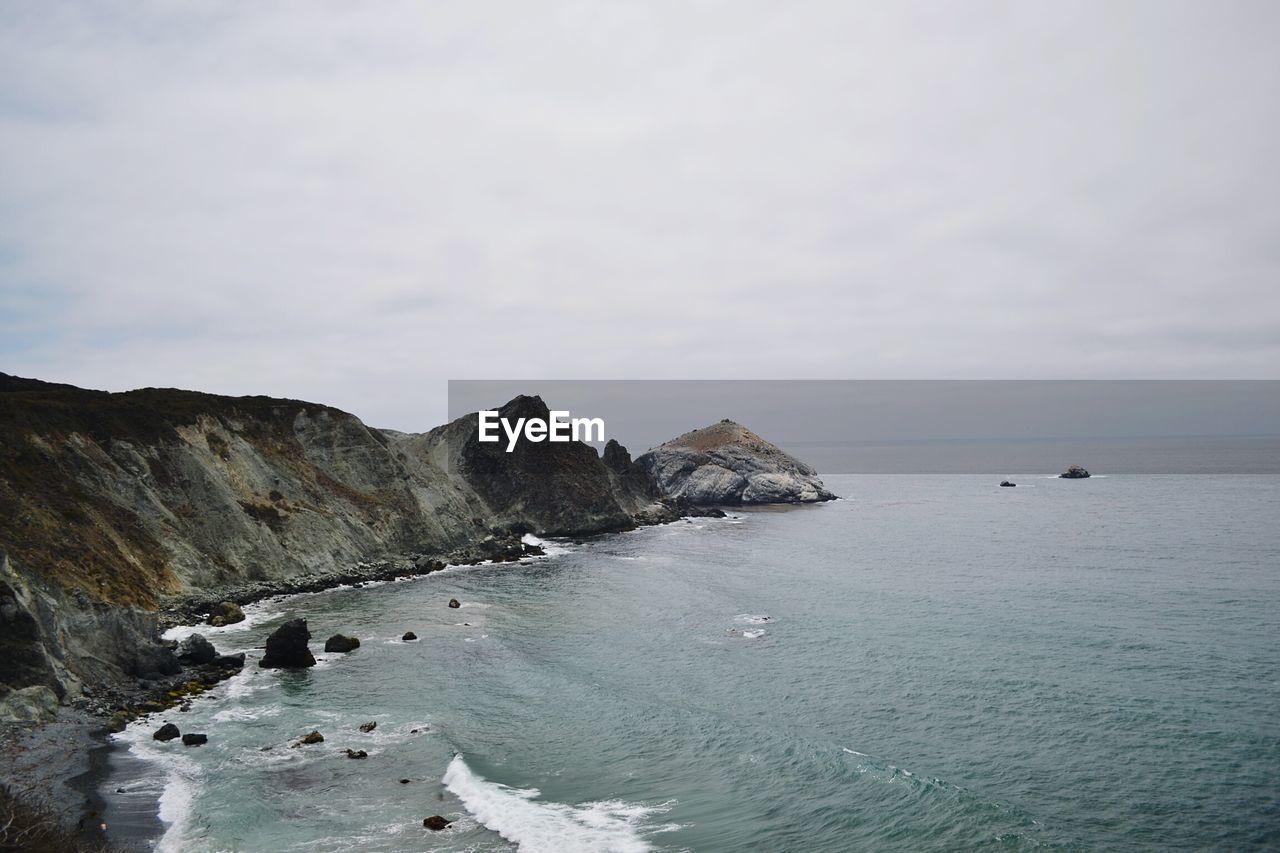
[0,373,359,607]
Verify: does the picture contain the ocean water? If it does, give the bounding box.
[102,473,1280,851]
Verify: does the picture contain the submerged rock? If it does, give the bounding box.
[324,634,360,653]
[402,631,417,642]
[153,723,180,742]
[423,815,451,831]
[638,420,835,505]
[1059,465,1091,479]
[345,749,368,759]
[177,634,217,666]
[359,721,377,733]
[181,733,207,746]
[259,619,316,668]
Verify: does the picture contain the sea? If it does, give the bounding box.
[98,441,1280,851]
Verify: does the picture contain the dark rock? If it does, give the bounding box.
[181,733,207,746]
[324,634,361,653]
[211,652,246,668]
[207,601,245,626]
[1059,465,1091,479]
[297,730,323,745]
[153,723,180,742]
[452,395,638,535]
[359,721,377,733]
[259,619,316,668]
[448,598,461,609]
[402,632,417,641]
[177,634,217,666]
[1000,480,1016,487]
[345,749,368,759]
[400,778,411,784]
[423,815,451,831]
[135,643,184,679]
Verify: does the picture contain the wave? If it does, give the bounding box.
[734,614,772,624]
[442,755,675,853]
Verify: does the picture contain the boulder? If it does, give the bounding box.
[0,685,59,723]
[345,749,368,759]
[259,619,316,668]
[153,723,181,742]
[297,730,324,745]
[207,601,245,626]
[182,733,207,746]
[177,634,217,666]
[447,599,461,609]
[324,634,361,653]
[359,721,377,733]
[1060,465,1091,479]
[637,420,835,505]
[423,815,451,831]
[1000,480,1016,487]
[402,632,417,642]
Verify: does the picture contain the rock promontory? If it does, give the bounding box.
[637,420,836,505]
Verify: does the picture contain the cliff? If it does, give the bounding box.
[0,376,831,717]
[0,376,672,712]
[637,419,836,505]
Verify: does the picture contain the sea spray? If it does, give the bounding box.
[442,755,673,853]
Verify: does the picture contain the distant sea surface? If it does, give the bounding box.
[782,433,1280,474]
[101,456,1280,850]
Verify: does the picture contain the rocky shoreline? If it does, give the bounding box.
[0,374,828,847]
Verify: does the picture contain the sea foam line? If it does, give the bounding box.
[443,755,675,853]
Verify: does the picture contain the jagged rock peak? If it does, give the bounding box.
[637,421,835,506]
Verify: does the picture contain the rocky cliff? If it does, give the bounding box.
[0,376,832,716]
[637,419,836,505]
[0,376,673,712]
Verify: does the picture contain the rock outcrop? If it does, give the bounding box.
[259,619,316,669]
[1060,465,1091,479]
[153,723,180,742]
[637,420,836,505]
[323,634,360,653]
[176,634,217,666]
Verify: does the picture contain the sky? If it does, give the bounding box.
[2,1,1279,431]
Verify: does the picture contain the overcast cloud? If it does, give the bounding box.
[2,1,1278,430]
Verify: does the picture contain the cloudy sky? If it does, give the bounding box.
[2,1,1278,430]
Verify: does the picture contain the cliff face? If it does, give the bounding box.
[0,376,670,708]
[637,419,837,505]
[0,374,487,609]
[0,376,832,711]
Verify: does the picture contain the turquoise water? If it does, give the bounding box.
[106,474,1280,851]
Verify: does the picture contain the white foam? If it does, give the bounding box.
[114,721,200,853]
[734,614,772,625]
[443,755,674,853]
[524,533,573,558]
[741,630,765,639]
[162,595,288,644]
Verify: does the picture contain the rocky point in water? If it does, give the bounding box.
[638,419,836,505]
[259,619,316,669]
[1060,465,1091,479]
[324,634,360,653]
